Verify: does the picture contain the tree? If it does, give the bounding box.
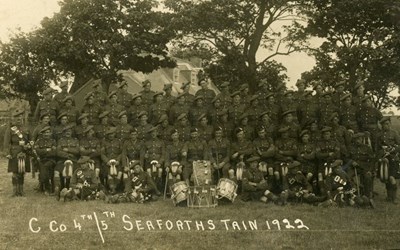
[299,0,400,109]
[164,0,306,91]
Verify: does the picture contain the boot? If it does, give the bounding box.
[18,184,25,197]
[11,184,18,197]
[392,186,398,205]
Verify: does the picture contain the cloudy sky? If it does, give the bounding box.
[0,0,316,87]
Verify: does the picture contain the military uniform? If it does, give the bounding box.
[297,91,318,128]
[116,82,133,110]
[68,156,99,200]
[228,91,246,126]
[315,127,341,173]
[357,97,382,150]
[241,156,269,202]
[149,92,168,125]
[115,111,133,141]
[169,94,190,125]
[195,80,216,108]
[174,113,192,142]
[274,126,298,164]
[245,95,264,127]
[135,111,153,143]
[163,83,176,110]
[156,114,175,143]
[74,113,91,138]
[181,82,195,106]
[139,80,155,107]
[208,127,231,180]
[58,95,79,125]
[209,96,225,126]
[297,130,317,179]
[53,81,71,106]
[79,125,101,181]
[81,92,101,125]
[318,92,338,127]
[189,96,209,126]
[94,111,111,141]
[217,82,232,108]
[182,128,208,182]
[92,81,108,107]
[33,88,59,125]
[339,93,359,132]
[128,94,149,127]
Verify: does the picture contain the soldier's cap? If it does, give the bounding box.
[142,79,151,87]
[246,156,261,163]
[265,92,274,99]
[132,93,142,100]
[239,113,249,121]
[288,161,301,169]
[176,93,186,99]
[170,129,179,135]
[296,79,306,86]
[380,116,391,124]
[118,111,127,118]
[256,125,266,132]
[302,91,313,97]
[198,79,208,85]
[235,127,244,135]
[211,95,221,103]
[278,126,290,133]
[177,113,188,121]
[218,109,228,116]
[108,90,118,98]
[335,80,346,87]
[284,90,294,96]
[300,129,310,138]
[329,112,339,121]
[40,112,50,120]
[105,127,116,135]
[361,95,370,103]
[331,159,343,168]
[220,81,230,88]
[62,95,74,103]
[321,126,332,133]
[84,91,95,100]
[83,125,94,134]
[78,113,89,121]
[118,81,128,88]
[60,81,68,88]
[129,160,140,168]
[215,126,223,133]
[239,84,249,91]
[62,124,75,132]
[322,91,332,97]
[43,88,55,95]
[230,91,241,98]
[194,95,204,102]
[39,126,52,134]
[340,93,352,101]
[249,94,259,103]
[282,109,296,117]
[12,109,24,117]
[78,156,92,164]
[98,111,110,119]
[190,127,199,133]
[354,81,363,90]
[157,114,169,125]
[57,112,68,120]
[146,126,158,134]
[259,111,270,119]
[181,82,191,90]
[198,113,207,121]
[130,128,138,134]
[153,91,163,98]
[92,81,101,87]
[137,111,148,118]
[352,132,365,139]
[163,83,173,91]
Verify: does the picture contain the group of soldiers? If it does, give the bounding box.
[4,78,400,207]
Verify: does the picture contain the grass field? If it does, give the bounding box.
[0,158,400,250]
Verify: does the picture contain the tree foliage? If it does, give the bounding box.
[165,0,306,91]
[299,0,400,109]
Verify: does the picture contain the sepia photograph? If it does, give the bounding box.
[0,0,400,249]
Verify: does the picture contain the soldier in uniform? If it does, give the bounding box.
[330,112,351,157]
[209,96,224,126]
[122,129,143,190]
[106,90,125,126]
[157,114,174,143]
[74,113,90,138]
[237,113,255,141]
[332,80,346,111]
[241,156,269,202]
[217,82,232,108]
[281,110,300,140]
[253,126,276,178]
[239,84,251,107]
[135,111,153,143]
[352,81,365,112]
[197,113,214,142]
[92,81,108,107]
[304,119,321,144]
[173,113,192,142]
[297,130,317,183]
[228,91,246,126]
[59,95,79,126]
[264,93,281,127]
[208,127,231,181]
[139,80,155,107]
[181,82,195,106]
[81,91,101,125]
[55,124,80,200]
[128,93,148,127]
[100,127,123,194]
[297,91,318,128]
[79,125,101,185]
[312,82,325,107]
[214,109,234,141]
[149,91,167,125]
[376,117,400,203]
[318,91,338,127]
[163,83,176,110]
[281,90,300,124]
[33,88,59,126]
[53,81,72,106]
[230,127,254,182]
[4,110,32,197]
[165,129,185,189]
[357,96,383,151]
[339,93,359,132]
[182,128,208,184]
[293,79,306,103]
[94,111,111,141]
[115,111,133,142]
[32,112,51,142]
[189,96,208,126]
[116,81,133,110]
[140,126,165,193]
[169,93,189,124]
[256,80,270,108]
[54,112,70,142]
[245,94,263,127]
[34,126,57,195]
[195,79,216,108]
[258,112,277,140]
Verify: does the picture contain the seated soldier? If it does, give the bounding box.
[241,156,269,202]
[60,156,102,201]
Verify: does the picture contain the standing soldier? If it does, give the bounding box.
[241,156,269,202]
[116,81,133,110]
[182,128,208,184]
[4,110,32,196]
[81,92,101,125]
[181,82,195,106]
[239,84,251,107]
[281,91,300,124]
[135,111,153,143]
[195,79,216,108]
[297,130,317,183]
[256,80,270,108]
[169,93,189,125]
[264,93,281,127]
[32,113,51,142]
[59,95,79,126]
[217,82,232,109]
[74,113,90,139]
[163,83,176,110]
[281,110,300,140]
[101,127,123,194]
[55,124,80,200]
[332,80,346,111]
[34,88,59,126]
[139,80,155,107]
[149,91,167,125]
[253,126,276,177]
[209,96,224,126]
[92,81,108,107]
[174,113,192,142]
[94,111,111,141]
[115,111,133,142]
[312,82,325,107]
[128,94,148,127]
[79,125,101,183]
[352,81,366,113]
[34,126,57,195]
[330,112,351,157]
[53,112,70,142]
[297,91,318,128]
[214,109,233,141]
[189,96,208,126]
[245,95,263,127]
[197,114,214,142]
[339,93,359,132]
[156,114,174,143]
[293,79,306,103]
[106,90,125,126]
[208,127,231,181]
[318,92,338,127]
[357,96,383,151]
[228,91,246,126]
[165,129,185,189]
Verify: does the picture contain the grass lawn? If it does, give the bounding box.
[0,157,400,250]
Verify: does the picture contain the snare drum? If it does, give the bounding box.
[170,181,189,206]
[217,178,238,202]
[187,185,218,208]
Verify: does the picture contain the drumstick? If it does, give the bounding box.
[193,161,200,186]
[163,168,169,200]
